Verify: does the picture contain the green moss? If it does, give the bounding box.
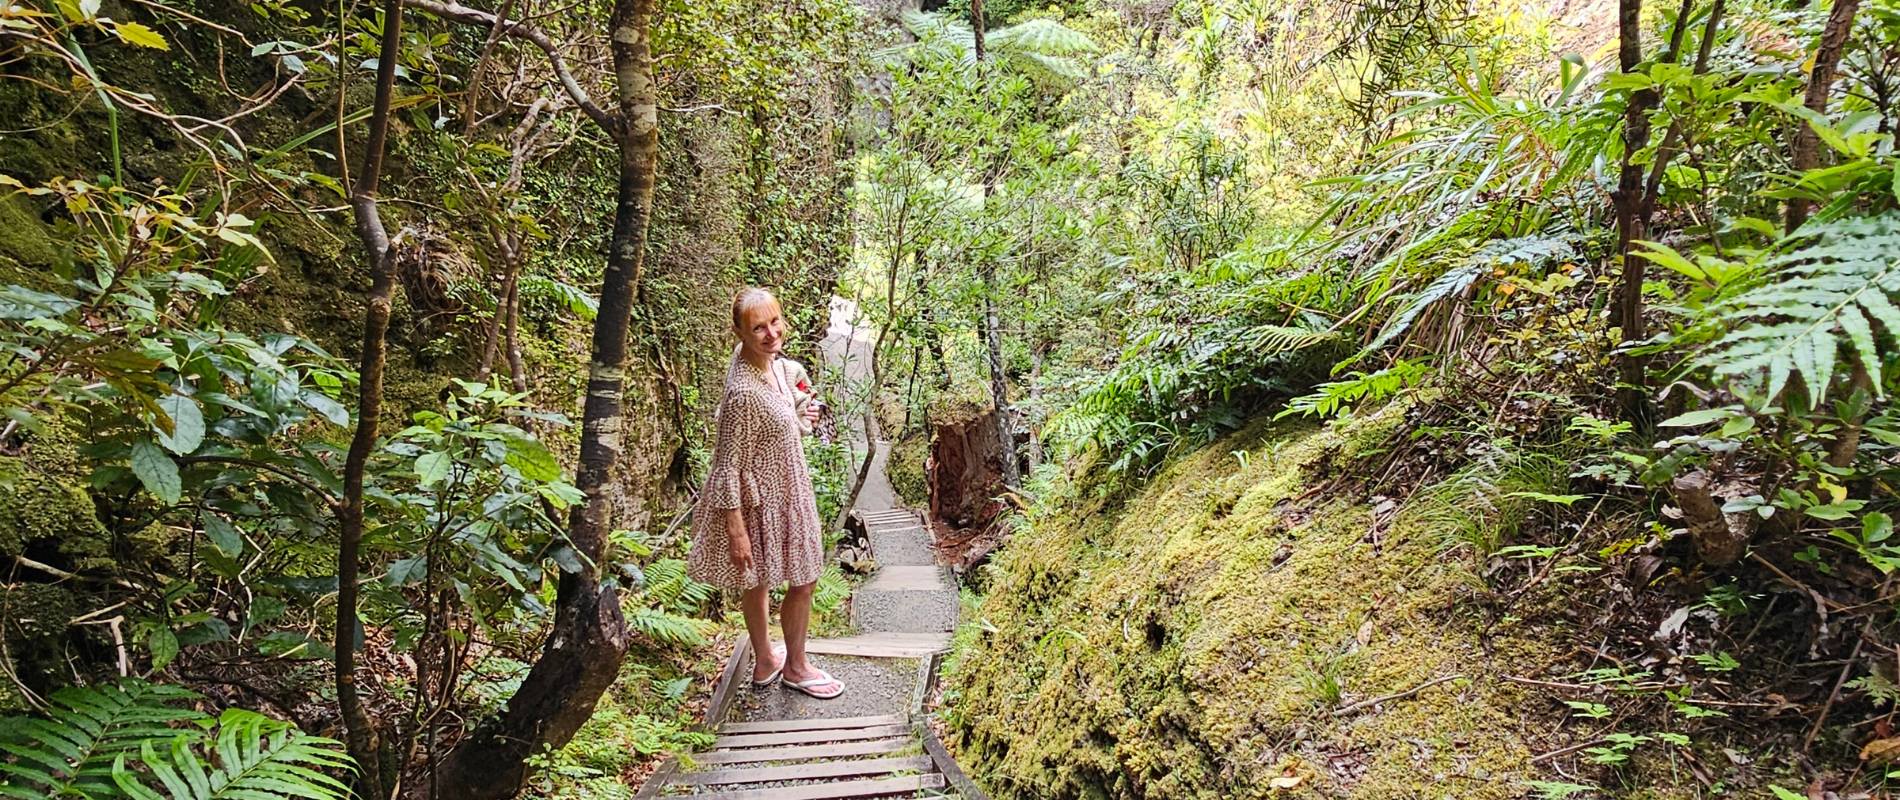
[0,195,59,275]
[943,405,1571,799]
[887,431,929,507]
[0,427,109,568]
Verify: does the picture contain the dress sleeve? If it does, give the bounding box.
[704,391,762,511]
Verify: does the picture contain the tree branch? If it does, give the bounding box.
[401,0,615,132]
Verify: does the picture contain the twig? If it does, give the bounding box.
[1803,575,1892,752]
[1332,674,1463,717]
[1750,551,1847,612]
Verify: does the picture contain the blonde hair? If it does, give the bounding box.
[731,287,779,330]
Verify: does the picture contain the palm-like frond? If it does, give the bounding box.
[1700,213,1900,405]
[894,11,1096,84]
[111,710,351,800]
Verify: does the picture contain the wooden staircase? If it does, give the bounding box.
[638,507,982,799]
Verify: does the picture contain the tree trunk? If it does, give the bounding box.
[432,0,657,795]
[1787,0,1863,232]
[1670,470,1749,565]
[336,1,405,796]
[1613,0,1659,426]
[969,0,1018,489]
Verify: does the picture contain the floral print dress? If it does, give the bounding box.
[687,347,824,590]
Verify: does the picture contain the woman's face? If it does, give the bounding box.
[736,299,787,357]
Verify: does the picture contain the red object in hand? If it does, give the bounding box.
[797,379,811,393]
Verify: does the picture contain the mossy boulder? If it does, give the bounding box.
[944,405,1566,799]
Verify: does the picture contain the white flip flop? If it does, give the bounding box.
[751,644,787,688]
[781,668,846,699]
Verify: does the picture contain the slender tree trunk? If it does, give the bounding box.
[505,269,527,393]
[337,2,405,796]
[969,0,1018,489]
[1613,0,1659,426]
[433,0,657,795]
[1786,0,1862,231]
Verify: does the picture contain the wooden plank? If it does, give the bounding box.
[714,724,911,749]
[804,638,944,659]
[719,714,905,735]
[689,737,913,765]
[696,773,944,800]
[704,636,751,730]
[631,756,678,800]
[861,565,948,592]
[919,723,989,800]
[675,755,933,786]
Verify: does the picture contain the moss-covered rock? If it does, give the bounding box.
[944,404,1569,799]
[0,195,59,274]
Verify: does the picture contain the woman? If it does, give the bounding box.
[686,287,845,700]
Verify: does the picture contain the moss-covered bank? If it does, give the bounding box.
[942,405,1572,799]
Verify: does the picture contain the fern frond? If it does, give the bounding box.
[627,608,712,648]
[987,18,1097,54]
[112,710,350,800]
[1365,263,1483,354]
[0,680,205,797]
[1279,360,1434,419]
[1700,214,1900,405]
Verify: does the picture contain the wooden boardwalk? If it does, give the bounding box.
[638,508,984,799]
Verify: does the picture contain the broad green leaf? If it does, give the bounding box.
[0,285,82,319]
[154,393,204,455]
[130,441,181,504]
[414,451,452,487]
[502,435,561,482]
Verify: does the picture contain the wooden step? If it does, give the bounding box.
[719,714,905,735]
[689,737,913,765]
[692,773,945,799]
[675,755,933,786]
[713,724,911,749]
[805,633,950,658]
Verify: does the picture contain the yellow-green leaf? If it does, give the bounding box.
[115,21,170,50]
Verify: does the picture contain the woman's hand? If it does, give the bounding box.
[801,402,821,428]
[726,509,753,577]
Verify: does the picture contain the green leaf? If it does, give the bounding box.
[0,285,82,319]
[300,389,349,426]
[1866,512,1894,545]
[146,627,178,671]
[203,514,243,559]
[1657,407,1739,428]
[114,21,170,50]
[414,451,452,487]
[155,393,204,455]
[131,441,181,505]
[502,435,561,482]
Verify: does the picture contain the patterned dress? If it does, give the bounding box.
[687,348,825,590]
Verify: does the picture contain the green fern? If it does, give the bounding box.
[1699,214,1900,406]
[638,559,716,615]
[895,11,1096,84]
[626,608,713,648]
[0,681,349,800]
[0,681,203,798]
[1362,235,1577,357]
[110,710,350,800]
[1278,359,1433,419]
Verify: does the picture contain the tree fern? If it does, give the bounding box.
[1698,213,1900,406]
[0,681,349,800]
[110,710,351,800]
[895,11,1096,84]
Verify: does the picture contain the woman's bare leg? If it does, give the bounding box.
[741,584,779,681]
[779,581,814,676]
